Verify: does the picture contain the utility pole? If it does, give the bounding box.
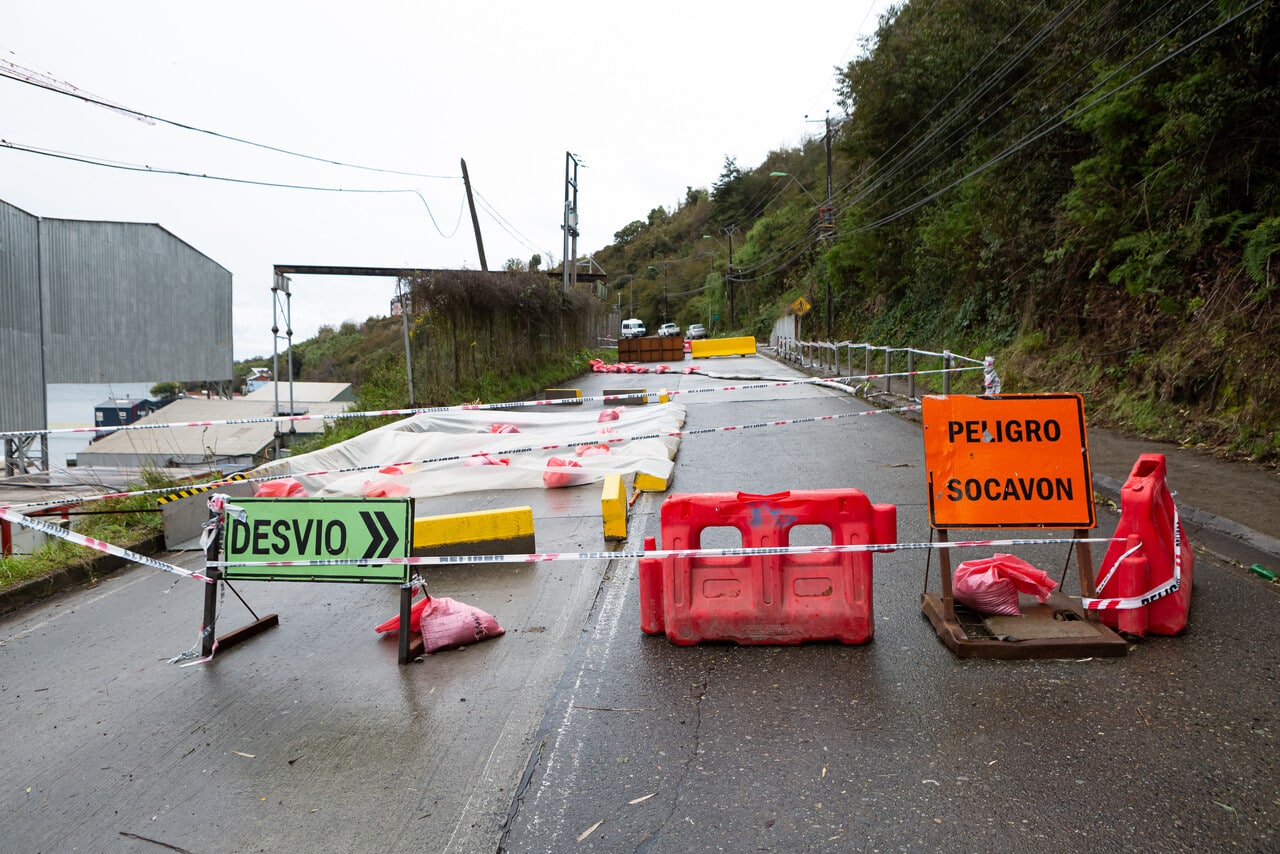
[722,225,736,329]
[662,266,669,322]
[398,278,415,405]
[562,152,582,293]
[823,111,833,209]
[823,111,833,338]
[808,110,837,337]
[460,158,487,271]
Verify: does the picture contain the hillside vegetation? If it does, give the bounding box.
[592,0,1280,464]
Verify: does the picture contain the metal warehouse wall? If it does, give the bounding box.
[39,218,233,383]
[0,199,47,433]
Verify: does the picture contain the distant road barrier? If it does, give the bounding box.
[690,336,757,358]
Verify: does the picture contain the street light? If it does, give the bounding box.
[769,171,822,206]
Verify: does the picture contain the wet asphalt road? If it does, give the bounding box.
[2,354,1278,853]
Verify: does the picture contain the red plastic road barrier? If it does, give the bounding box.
[639,489,897,645]
[1093,453,1193,637]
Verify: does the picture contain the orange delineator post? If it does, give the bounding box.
[638,489,896,645]
[1092,453,1193,637]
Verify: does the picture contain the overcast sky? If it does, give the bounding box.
[3,1,895,364]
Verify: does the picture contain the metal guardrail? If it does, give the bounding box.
[771,338,995,400]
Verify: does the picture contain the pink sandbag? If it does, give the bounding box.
[255,478,307,497]
[574,443,612,457]
[375,594,432,633]
[363,478,410,497]
[598,408,623,422]
[489,423,520,433]
[419,596,505,653]
[542,456,583,488]
[953,553,1058,616]
[464,454,510,466]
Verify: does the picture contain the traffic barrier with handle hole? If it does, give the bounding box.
[1088,453,1193,636]
[639,489,896,645]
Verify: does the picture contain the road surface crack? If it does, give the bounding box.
[635,668,710,853]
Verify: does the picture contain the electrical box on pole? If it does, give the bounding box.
[562,152,582,292]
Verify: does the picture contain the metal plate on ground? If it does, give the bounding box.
[920,590,1129,659]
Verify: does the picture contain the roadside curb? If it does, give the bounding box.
[0,534,165,620]
[1092,473,1280,568]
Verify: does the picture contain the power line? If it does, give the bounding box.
[0,66,458,181]
[0,53,572,249]
[846,0,1267,234]
[472,189,558,263]
[720,0,1260,285]
[0,138,465,238]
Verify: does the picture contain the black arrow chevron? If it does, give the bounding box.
[360,510,400,560]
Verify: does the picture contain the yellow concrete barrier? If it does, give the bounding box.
[603,387,649,406]
[602,473,627,541]
[635,471,670,493]
[542,388,583,405]
[690,336,756,358]
[413,506,535,557]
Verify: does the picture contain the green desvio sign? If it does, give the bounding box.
[221,497,414,584]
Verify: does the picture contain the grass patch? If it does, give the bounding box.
[0,469,175,593]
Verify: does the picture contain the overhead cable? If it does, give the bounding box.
[0,138,464,239]
[0,66,458,181]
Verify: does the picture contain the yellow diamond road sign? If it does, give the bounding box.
[791,296,812,316]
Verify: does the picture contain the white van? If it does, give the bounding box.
[621,318,647,339]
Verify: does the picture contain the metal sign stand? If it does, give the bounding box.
[919,393,1128,659]
[921,528,1128,659]
[200,518,280,659]
[201,497,420,664]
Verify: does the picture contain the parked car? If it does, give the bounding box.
[686,323,707,339]
[620,318,647,338]
[658,322,680,337]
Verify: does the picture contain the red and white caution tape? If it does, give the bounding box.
[0,506,212,582]
[1082,505,1183,611]
[208,534,1122,570]
[9,404,921,512]
[0,369,964,443]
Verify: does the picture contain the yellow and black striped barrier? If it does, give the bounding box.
[157,472,251,505]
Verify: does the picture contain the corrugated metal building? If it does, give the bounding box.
[1,197,233,472]
[39,215,232,381]
[0,200,47,442]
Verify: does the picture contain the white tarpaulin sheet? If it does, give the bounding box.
[249,402,687,499]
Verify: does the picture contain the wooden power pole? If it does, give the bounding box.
[461,158,487,271]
